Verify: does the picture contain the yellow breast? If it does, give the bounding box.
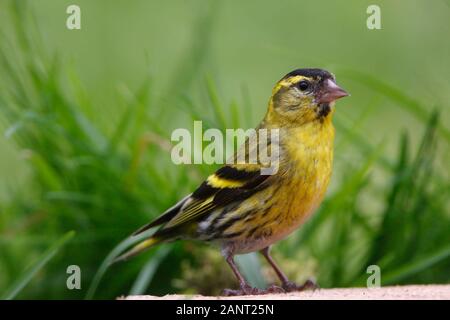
[284,118,334,214]
[260,118,335,241]
[222,118,335,251]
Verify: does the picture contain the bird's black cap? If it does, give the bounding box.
[282,68,334,81]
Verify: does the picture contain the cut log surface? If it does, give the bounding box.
[123,284,450,300]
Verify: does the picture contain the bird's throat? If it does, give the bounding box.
[317,103,331,118]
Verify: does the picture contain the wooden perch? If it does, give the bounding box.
[122,284,450,300]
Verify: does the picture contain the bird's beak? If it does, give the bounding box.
[316,79,349,104]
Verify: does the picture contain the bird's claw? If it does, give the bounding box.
[223,280,318,296]
[265,284,285,294]
[282,279,319,292]
[223,283,284,296]
[223,284,265,296]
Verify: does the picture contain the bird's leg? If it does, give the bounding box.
[222,252,264,296]
[260,247,318,292]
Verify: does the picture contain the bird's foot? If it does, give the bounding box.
[264,284,285,294]
[223,280,318,296]
[223,284,285,296]
[223,284,265,296]
[282,279,319,292]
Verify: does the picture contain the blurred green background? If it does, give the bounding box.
[0,0,449,299]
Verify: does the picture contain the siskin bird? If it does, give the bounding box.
[115,68,349,295]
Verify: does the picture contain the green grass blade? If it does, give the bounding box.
[339,68,450,141]
[129,246,171,295]
[85,229,156,299]
[1,230,75,300]
[240,84,254,128]
[205,76,228,129]
[157,1,217,111]
[382,245,450,285]
[230,100,241,128]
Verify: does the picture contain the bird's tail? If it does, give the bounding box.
[113,236,162,264]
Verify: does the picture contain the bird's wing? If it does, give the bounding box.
[132,194,192,236]
[117,165,271,263]
[158,164,272,233]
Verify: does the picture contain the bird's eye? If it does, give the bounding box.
[297,80,310,91]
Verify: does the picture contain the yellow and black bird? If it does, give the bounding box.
[115,68,349,295]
